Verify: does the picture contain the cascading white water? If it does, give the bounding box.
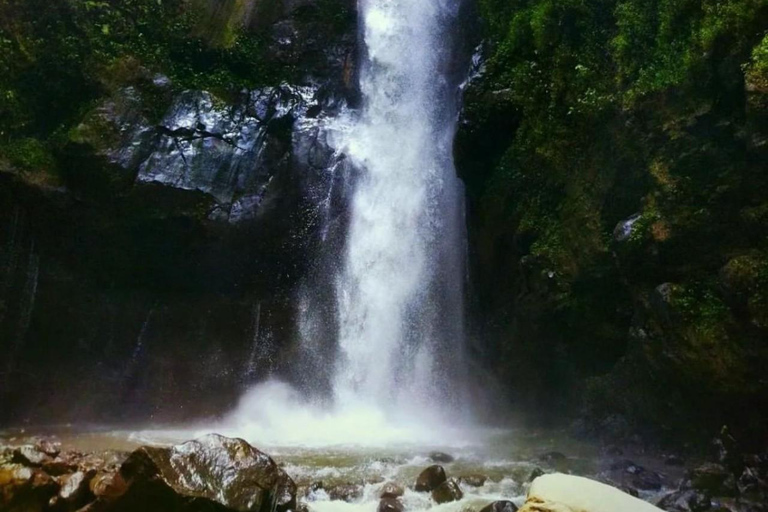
[219,0,470,446]
[332,0,466,413]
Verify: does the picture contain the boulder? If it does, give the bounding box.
[479,500,519,512]
[518,473,663,512]
[656,490,711,512]
[378,497,405,512]
[429,452,455,463]
[34,439,62,458]
[111,433,296,512]
[432,478,463,504]
[0,463,59,512]
[53,470,96,507]
[609,460,663,491]
[89,471,128,499]
[689,463,737,497]
[415,465,447,492]
[528,468,545,483]
[539,452,567,466]
[327,483,362,502]
[459,474,488,487]
[380,482,405,498]
[13,445,53,466]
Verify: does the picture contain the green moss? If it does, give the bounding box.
[1,138,55,173]
[465,0,768,437]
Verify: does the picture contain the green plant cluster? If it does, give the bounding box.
[464,0,768,436]
[0,0,284,144]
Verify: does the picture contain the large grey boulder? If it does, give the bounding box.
[110,434,297,512]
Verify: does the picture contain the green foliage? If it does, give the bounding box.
[0,137,56,174]
[468,0,768,432]
[0,0,284,140]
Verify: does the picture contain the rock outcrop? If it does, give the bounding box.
[0,434,297,512]
[518,474,663,512]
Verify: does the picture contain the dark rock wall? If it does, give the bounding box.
[456,0,768,444]
[0,0,357,424]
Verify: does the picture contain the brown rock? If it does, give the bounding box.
[89,471,128,499]
[13,445,53,466]
[415,465,447,492]
[432,478,463,504]
[429,452,455,463]
[378,497,405,512]
[328,483,363,502]
[479,501,519,512]
[459,474,488,487]
[115,434,295,512]
[56,469,96,507]
[380,482,405,498]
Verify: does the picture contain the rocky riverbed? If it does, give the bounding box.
[1,428,766,512]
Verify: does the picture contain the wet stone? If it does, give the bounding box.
[689,463,737,497]
[13,445,53,466]
[114,433,296,512]
[479,501,519,512]
[459,474,488,487]
[429,452,455,463]
[432,478,463,504]
[328,483,363,502]
[378,497,405,512]
[415,465,447,492]
[657,489,711,512]
[380,482,405,498]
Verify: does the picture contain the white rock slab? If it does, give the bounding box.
[519,473,664,512]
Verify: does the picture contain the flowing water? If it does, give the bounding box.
[222,0,470,443]
[330,0,467,414]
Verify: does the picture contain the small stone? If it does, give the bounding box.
[378,497,405,512]
[528,468,545,482]
[459,474,488,487]
[479,501,519,512]
[34,439,61,457]
[380,482,404,498]
[415,465,447,492]
[13,445,53,466]
[429,452,455,463]
[690,463,737,496]
[57,470,95,504]
[89,471,127,499]
[328,483,362,502]
[432,478,463,504]
[657,489,711,512]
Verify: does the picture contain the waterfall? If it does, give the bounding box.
[223,0,470,444]
[331,0,467,414]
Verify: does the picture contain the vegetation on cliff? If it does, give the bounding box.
[458,0,768,442]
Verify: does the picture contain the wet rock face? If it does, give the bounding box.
[0,0,358,426]
[415,465,447,492]
[115,434,296,512]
